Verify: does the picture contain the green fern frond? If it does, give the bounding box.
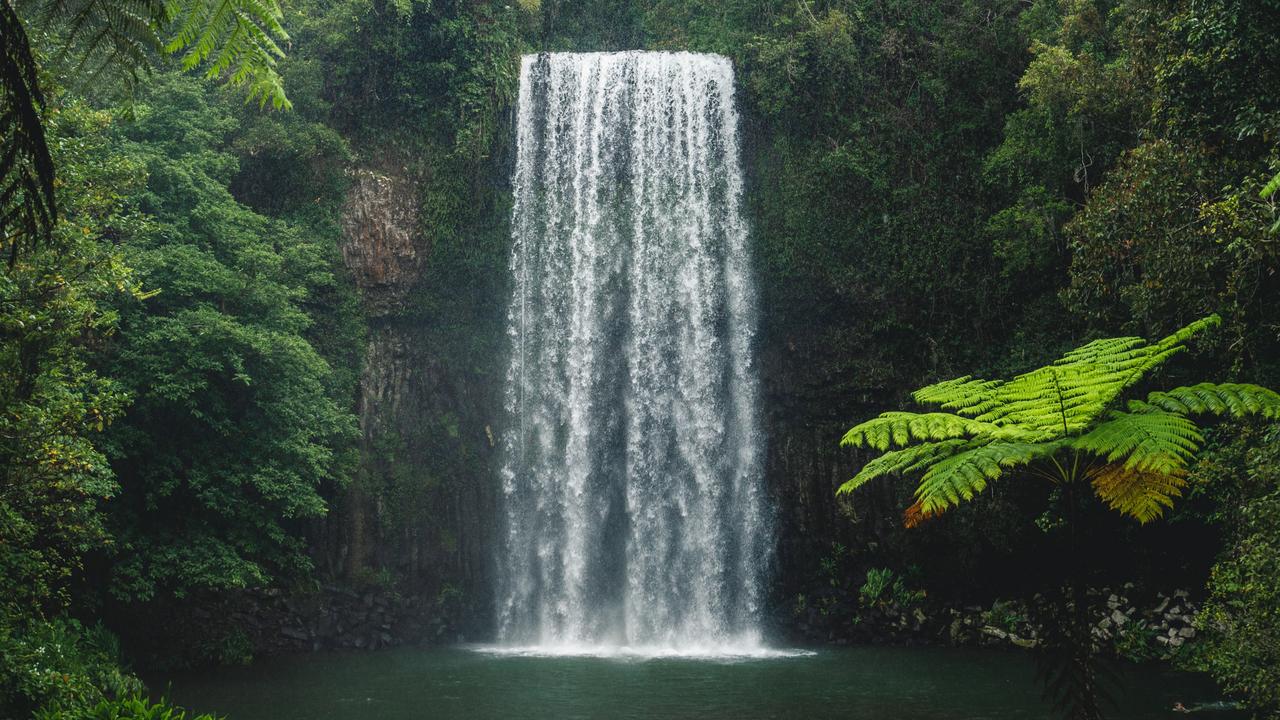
[1145,383,1280,419]
[2,0,57,254]
[1261,170,1280,200]
[912,376,1002,417]
[26,0,289,108]
[166,0,290,109]
[908,317,1222,442]
[837,439,974,496]
[1052,335,1147,367]
[839,412,999,451]
[1070,407,1201,475]
[913,440,1064,516]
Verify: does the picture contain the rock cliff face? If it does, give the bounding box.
[334,165,499,637]
[339,170,425,313]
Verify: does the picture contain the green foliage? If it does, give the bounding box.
[1,0,58,253]
[165,0,291,108]
[1259,164,1280,235]
[27,0,291,108]
[715,0,1031,413]
[0,616,144,719]
[987,0,1280,379]
[858,568,924,611]
[1112,620,1159,664]
[2,0,295,264]
[1,98,146,618]
[35,692,221,720]
[1193,424,1280,718]
[982,599,1026,635]
[99,75,357,601]
[840,316,1280,524]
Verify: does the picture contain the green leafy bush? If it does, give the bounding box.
[0,617,143,718]
[982,600,1026,635]
[35,693,221,720]
[858,568,924,610]
[1113,620,1160,664]
[1194,424,1280,717]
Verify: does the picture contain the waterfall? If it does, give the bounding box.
[497,51,769,652]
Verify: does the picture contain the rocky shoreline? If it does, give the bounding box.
[786,583,1202,661]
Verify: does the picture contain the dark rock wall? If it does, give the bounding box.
[331,165,500,637]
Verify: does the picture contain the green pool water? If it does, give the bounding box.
[155,645,1237,719]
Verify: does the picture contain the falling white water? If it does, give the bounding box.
[496,51,769,654]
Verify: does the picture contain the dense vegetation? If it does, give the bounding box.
[2,0,1278,718]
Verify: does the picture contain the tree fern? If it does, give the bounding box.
[2,0,57,258]
[164,0,290,109]
[839,315,1280,524]
[2,0,291,256]
[29,0,291,108]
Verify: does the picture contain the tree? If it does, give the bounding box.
[1,0,291,254]
[838,315,1280,526]
[1193,423,1280,718]
[839,315,1280,719]
[0,97,150,719]
[99,76,356,602]
[0,98,147,620]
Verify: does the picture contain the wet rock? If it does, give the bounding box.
[982,626,1008,641]
[1010,635,1037,649]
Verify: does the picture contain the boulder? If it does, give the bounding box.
[981,626,1009,641]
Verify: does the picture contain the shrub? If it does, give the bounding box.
[1113,620,1160,663]
[0,617,142,718]
[34,693,221,720]
[1194,424,1280,717]
[858,568,925,610]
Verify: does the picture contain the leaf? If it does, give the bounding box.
[1145,383,1280,420]
[1090,463,1187,524]
[1070,407,1202,475]
[839,411,999,451]
[912,440,1063,516]
[1,0,58,254]
[1261,170,1280,200]
[838,439,973,496]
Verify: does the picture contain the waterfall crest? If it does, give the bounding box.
[497,51,769,651]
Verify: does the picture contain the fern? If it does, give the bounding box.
[913,439,1064,516]
[1069,406,1201,475]
[839,315,1280,524]
[1090,464,1187,524]
[2,0,57,258]
[837,439,973,496]
[1146,382,1280,419]
[164,0,290,109]
[1263,168,1280,234]
[29,0,291,108]
[839,412,999,451]
[1,0,291,255]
